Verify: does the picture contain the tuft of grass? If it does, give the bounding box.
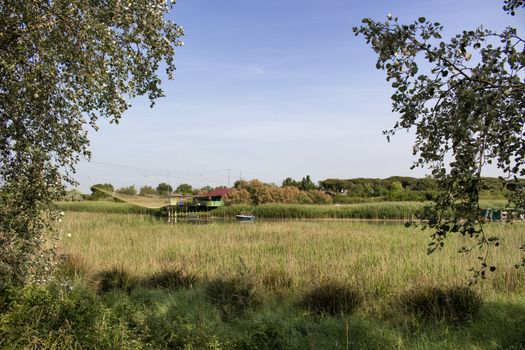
[298,281,362,316]
[0,285,14,315]
[400,286,483,324]
[141,264,197,289]
[205,277,261,320]
[235,320,290,350]
[93,266,136,293]
[261,269,293,295]
[56,253,91,279]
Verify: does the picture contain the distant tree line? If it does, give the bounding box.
[319,177,508,203]
[64,176,509,204]
[80,182,198,201]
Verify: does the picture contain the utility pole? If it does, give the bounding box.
[167,171,171,196]
[228,168,230,188]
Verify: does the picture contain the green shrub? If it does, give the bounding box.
[94,266,137,293]
[116,185,137,196]
[235,321,290,350]
[298,281,362,316]
[64,188,84,201]
[205,277,261,320]
[400,286,483,324]
[0,285,15,315]
[141,265,197,289]
[0,284,136,349]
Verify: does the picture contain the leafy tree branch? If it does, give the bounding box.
[353,2,525,283]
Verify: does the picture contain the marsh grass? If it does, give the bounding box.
[298,281,362,316]
[213,200,507,219]
[141,263,198,289]
[24,210,524,349]
[58,212,525,299]
[261,269,294,295]
[57,200,158,215]
[57,199,508,220]
[205,276,261,320]
[94,265,136,293]
[213,202,423,220]
[400,286,483,325]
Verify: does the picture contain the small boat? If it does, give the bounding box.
[236,214,256,222]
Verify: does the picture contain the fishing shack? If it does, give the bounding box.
[190,188,231,211]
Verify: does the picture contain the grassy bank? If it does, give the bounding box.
[56,200,158,215]
[214,200,508,219]
[57,199,509,220]
[214,202,423,220]
[1,211,523,349]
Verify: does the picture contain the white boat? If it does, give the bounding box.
[236,214,256,222]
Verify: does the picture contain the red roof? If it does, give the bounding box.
[199,188,231,198]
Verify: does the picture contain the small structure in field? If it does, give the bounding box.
[191,188,231,210]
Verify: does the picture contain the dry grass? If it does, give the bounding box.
[59,212,525,306]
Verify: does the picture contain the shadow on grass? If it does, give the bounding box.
[394,299,525,349]
[467,300,525,349]
[399,286,482,325]
[205,277,262,321]
[297,280,362,316]
[78,264,198,294]
[54,259,525,349]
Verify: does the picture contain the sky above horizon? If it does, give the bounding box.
[74,0,525,192]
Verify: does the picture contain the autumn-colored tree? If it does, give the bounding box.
[223,188,252,205]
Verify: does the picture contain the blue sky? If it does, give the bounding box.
[74,0,525,192]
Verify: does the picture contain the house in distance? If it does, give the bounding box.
[190,187,231,211]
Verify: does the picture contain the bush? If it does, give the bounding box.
[307,190,333,204]
[89,183,114,200]
[0,285,15,315]
[93,266,137,293]
[116,185,137,196]
[139,185,158,196]
[400,286,483,324]
[63,188,84,201]
[141,264,197,289]
[235,321,290,350]
[0,284,137,349]
[298,281,362,316]
[205,277,261,320]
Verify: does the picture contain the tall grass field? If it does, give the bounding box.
[57,199,509,219]
[1,209,524,349]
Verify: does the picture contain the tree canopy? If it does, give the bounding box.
[0,1,183,285]
[156,183,173,196]
[354,2,525,280]
[175,183,193,194]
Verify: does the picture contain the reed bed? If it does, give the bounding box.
[213,202,423,220]
[56,200,157,215]
[3,211,523,350]
[59,211,525,301]
[213,200,507,219]
[57,200,508,220]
